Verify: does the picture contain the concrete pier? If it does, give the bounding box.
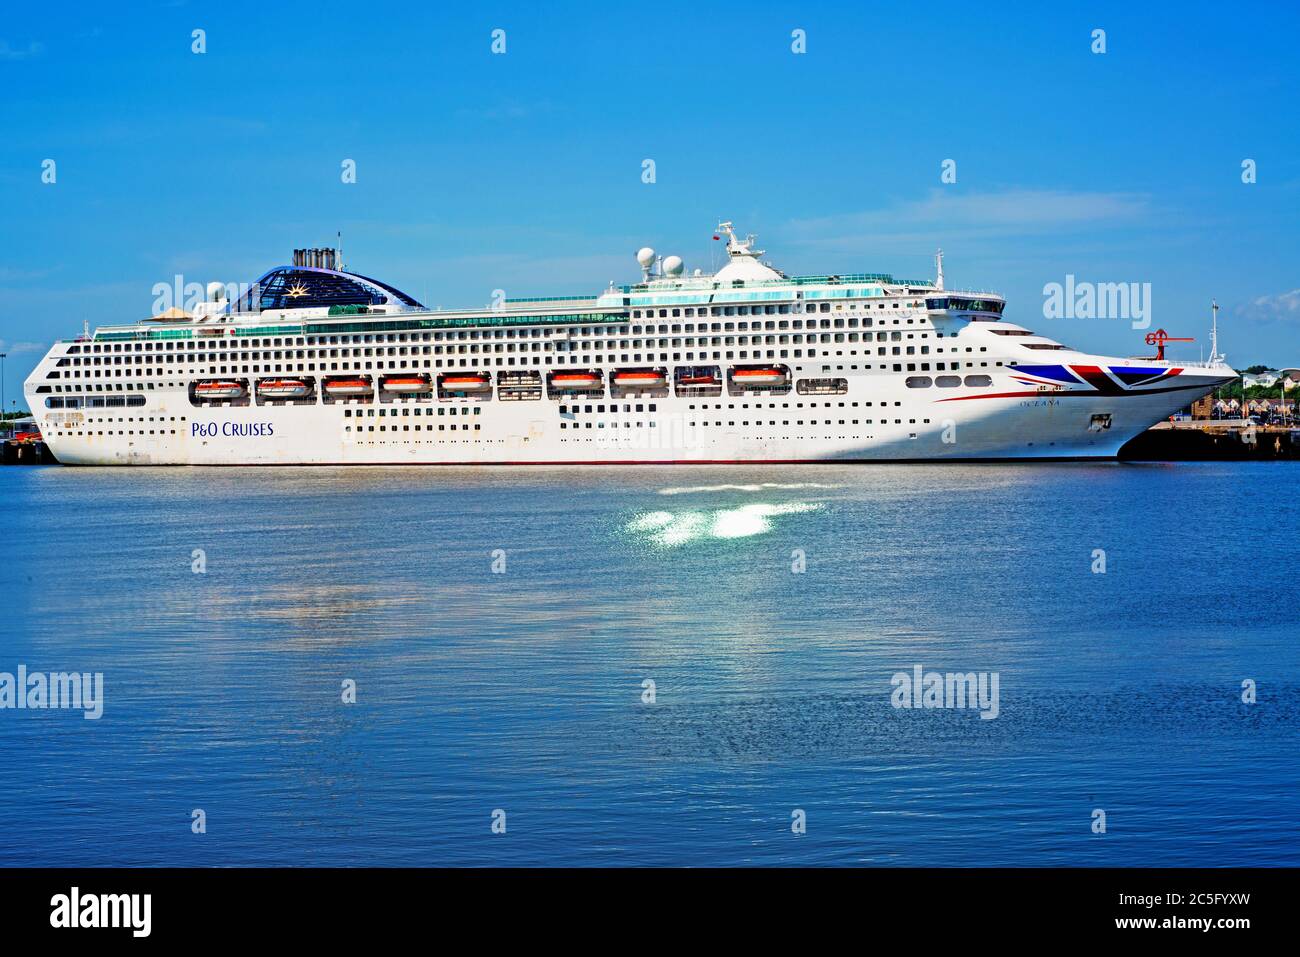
[1,440,58,465]
[1121,421,1300,460]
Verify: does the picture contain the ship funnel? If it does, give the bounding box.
[293,248,338,270]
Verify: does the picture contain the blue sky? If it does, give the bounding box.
[2,0,1298,395]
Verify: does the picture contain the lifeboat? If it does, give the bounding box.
[550,372,602,389]
[194,380,246,400]
[678,372,719,386]
[257,378,310,399]
[437,373,491,393]
[731,367,788,387]
[613,369,667,388]
[382,375,433,394]
[324,377,373,396]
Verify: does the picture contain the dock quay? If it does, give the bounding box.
[1,413,58,465]
[1121,420,1300,461]
[1,439,57,465]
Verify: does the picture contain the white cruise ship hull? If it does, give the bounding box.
[34,365,1228,465]
[22,231,1235,465]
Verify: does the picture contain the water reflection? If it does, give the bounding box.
[627,502,823,546]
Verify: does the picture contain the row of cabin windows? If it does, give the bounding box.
[343,406,482,417]
[74,328,891,361]
[65,311,945,355]
[906,375,995,389]
[560,418,931,429]
[55,338,993,377]
[68,315,935,356]
[631,300,925,319]
[347,424,481,432]
[51,347,995,385]
[62,331,990,370]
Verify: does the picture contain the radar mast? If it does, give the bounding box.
[716,221,763,260]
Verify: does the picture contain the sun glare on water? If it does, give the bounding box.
[626,502,823,547]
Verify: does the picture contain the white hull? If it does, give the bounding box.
[23,226,1235,465]
[36,367,1225,466]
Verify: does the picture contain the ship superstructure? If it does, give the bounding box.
[24,224,1235,465]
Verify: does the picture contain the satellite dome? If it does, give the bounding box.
[662,255,684,277]
[636,247,656,268]
[206,281,226,301]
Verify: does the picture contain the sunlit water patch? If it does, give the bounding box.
[626,511,675,531]
[626,502,823,546]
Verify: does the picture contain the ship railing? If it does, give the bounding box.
[1124,356,1234,370]
[930,287,1004,297]
[64,306,627,344]
[617,275,992,294]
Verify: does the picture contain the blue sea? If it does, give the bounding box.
[0,461,1295,866]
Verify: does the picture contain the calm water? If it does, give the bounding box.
[0,461,1296,866]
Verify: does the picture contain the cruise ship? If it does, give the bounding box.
[24,223,1235,465]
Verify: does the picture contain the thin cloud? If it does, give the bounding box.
[0,266,58,283]
[0,40,44,60]
[0,339,48,355]
[785,189,1153,248]
[420,251,630,305]
[1236,289,1300,323]
[454,99,557,121]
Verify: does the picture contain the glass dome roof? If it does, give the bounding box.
[232,266,425,313]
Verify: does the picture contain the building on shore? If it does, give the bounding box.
[1209,397,1295,422]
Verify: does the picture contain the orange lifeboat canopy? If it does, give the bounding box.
[324,377,373,395]
[552,373,600,384]
[195,380,247,398]
[731,367,787,386]
[383,375,433,393]
[613,370,666,385]
[257,378,310,397]
[438,373,491,392]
